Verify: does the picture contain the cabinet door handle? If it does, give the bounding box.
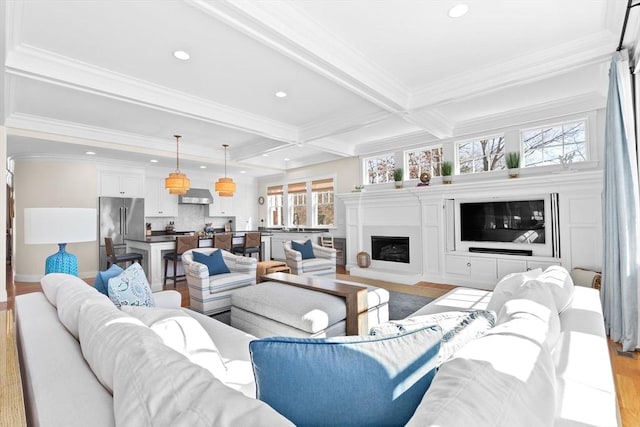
[467,262,471,267]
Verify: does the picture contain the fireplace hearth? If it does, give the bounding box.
[371,236,410,264]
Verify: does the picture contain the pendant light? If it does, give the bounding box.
[165,134,190,195]
[215,144,236,197]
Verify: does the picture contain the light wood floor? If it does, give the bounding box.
[2,267,639,426]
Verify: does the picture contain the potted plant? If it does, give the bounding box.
[441,161,453,184]
[394,167,404,188]
[506,152,521,178]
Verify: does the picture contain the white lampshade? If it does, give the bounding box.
[24,208,97,244]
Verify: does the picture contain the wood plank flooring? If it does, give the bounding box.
[2,267,639,426]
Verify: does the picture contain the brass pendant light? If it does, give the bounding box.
[165,134,190,195]
[215,144,236,197]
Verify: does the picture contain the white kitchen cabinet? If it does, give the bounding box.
[145,177,178,217]
[99,170,144,197]
[208,184,235,216]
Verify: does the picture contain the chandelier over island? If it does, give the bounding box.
[165,134,190,195]
[215,144,236,197]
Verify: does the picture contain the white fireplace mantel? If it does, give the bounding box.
[338,169,603,288]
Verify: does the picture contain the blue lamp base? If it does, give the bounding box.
[45,243,78,276]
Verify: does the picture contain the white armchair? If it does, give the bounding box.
[283,240,336,277]
[182,248,257,315]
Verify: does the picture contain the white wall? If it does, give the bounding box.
[0,127,7,302]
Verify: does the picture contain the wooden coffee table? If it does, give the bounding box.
[256,261,291,282]
[260,272,369,335]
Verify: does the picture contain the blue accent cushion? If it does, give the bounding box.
[249,325,442,427]
[291,239,315,259]
[94,264,124,296]
[107,263,154,308]
[193,249,230,276]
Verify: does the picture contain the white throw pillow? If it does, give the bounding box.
[112,338,294,427]
[487,268,543,313]
[122,306,227,379]
[496,279,561,351]
[537,265,575,313]
[78,301,160,393]
[370,310,496,364]
[407,313,556,427]
[56,282,112,339]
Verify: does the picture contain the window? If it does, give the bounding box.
[267,185,283,227]
[522,121,586,167]
[458,136,505,174]
[312,178,334,226]
[405,146,443,179]
[364,153,395,184]
[288,182,307,227]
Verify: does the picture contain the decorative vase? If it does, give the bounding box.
[394,181,403,189]
[443,176,452,184]
[356,251,371,268]
[508,168,520,178]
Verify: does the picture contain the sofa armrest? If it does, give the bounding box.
[312,244,337,260]
[153,290,181,308]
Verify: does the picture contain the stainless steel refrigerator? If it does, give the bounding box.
[98,197,145,270]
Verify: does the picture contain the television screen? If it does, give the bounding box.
[460,200,545,244]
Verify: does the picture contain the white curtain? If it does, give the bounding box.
[602,50,639,351]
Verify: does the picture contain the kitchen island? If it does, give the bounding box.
[125,232,271,291]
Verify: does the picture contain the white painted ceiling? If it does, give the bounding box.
[0,0,629,177]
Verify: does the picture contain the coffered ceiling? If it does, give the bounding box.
[0,0,631,177]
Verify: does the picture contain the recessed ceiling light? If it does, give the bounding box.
[448,4,469,18]
[150,159,159,163]
[85,151,96,155]
[200,165,207,169]
[262,153,269,157]
[275,91,287,98]
[284,158,290,161]
[173,50,190,60]
[240,170,247,174]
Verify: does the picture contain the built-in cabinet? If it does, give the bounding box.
[99,170,144,197]
[208,195,234,216]
[144,177,178,217]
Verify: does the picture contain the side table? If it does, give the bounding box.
[256,261,291,283]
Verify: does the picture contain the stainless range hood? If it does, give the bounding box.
[178,188,214,204]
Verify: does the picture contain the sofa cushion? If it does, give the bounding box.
[193,249,231,276]
[122,306,227,379]
[487,268,542,313]
[407,312,556,427]
[94,264,124,296]
[41,273,85,306]
[107,262,155,308]
[291,239,315,259]
[78,300,160,393]
[56,281,113,339]
[370,310,496,365]
[249,325,442,427]
[536,265,575,313]
[112,336,294,427]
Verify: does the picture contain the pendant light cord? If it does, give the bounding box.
[223,144,229,177]
[174,134,181,172]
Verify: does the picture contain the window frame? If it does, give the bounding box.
[456,134,506,175]
[404,145,444,180]
[520,119,588,168]
[362,152,396,185]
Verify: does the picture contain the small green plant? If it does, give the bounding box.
[506,152,521,169]
[393,167,403,182]
[441,161,453,176]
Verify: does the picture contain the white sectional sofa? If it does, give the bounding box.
[15,267,618,427]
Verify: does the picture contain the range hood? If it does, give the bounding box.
[178,188,214,204]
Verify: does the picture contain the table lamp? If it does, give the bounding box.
[24,207,97,275]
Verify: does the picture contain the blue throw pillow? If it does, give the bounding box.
[107,263,154,308]
[193,249,230,276]
[249,325,442,427]
[291,239,315,259]
[94,264,124,296]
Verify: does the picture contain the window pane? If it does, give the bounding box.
[365,154,395,184]
[404,146,443,179]
[312,178,334,226]
[288,182,307,226]
[522,121,587,167]
[457,137,504,174]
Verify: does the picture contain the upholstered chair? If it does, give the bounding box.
[182,248,257,315]
[283,240,336,277]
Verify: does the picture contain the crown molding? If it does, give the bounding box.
[185,0,408,112]
[5,44,299,143]
[410,31,615,109]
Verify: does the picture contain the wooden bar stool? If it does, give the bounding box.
[233,232,261,261]
[105,237,143,268]
[163,235,199,287]
[213,233,233,251]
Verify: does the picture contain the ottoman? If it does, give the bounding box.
[230,281,389,338]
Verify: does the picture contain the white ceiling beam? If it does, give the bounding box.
[402,108,454,139]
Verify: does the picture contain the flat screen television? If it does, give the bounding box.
[460,199,545,244]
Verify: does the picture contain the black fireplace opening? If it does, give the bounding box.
[371,236,410,264]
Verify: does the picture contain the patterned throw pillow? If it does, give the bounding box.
[193,249,230,276]
[107,263,154,308]
[291,239,315,259]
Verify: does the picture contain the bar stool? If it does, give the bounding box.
[233,231,262,261]
[105,237,143,268]
[163,235,199,287]
[213,233,233,251]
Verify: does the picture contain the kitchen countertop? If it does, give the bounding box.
[127,231,273,244]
